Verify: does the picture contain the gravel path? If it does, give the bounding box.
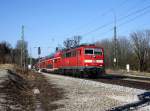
[0,69,9,110]
[0,69,9,83]
[43,73,150,111]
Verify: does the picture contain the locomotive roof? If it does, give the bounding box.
[62,44,103,52]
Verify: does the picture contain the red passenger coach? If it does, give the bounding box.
[36,44,105,78]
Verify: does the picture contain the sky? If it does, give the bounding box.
[0,0,150,58]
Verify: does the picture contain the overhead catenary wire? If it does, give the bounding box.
[91,8,150,39]
[118,9,150,27]
[81,4,150,36]
[63,0,129,37]
[66,0,148,37]
[117,4,150,23]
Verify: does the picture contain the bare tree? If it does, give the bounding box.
[96,37,136,70]
[117,37,132,69]
[73,36,82,47]
[63,36,82,49]
[63,38,74,49]
[130,30,150,71]
[55,44,63,52]
[0,41,12,63]
[15,40,28,68]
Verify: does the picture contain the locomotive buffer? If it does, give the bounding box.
[108,91,150,111]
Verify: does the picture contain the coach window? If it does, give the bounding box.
[66,53,68,57]
[62,53,66,58]
[66,52,71,58]
[71,51,74,57]
[68,52,71,57]
[71,51,73,57]
[72,51,76,57]
[85,48,93,55]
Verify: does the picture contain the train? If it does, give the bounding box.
[35,44,105,78]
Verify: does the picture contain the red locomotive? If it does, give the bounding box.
[35,44,105,77]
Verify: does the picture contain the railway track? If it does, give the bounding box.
[84,74,150,90]
[41,71,150,90]
[91,77,150,90]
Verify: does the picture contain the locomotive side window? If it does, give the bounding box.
[62,53,66,58]
[94,49,102,55]
[85,49,93,54]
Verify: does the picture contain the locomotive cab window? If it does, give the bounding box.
[85,49,93,54]
[94,49,102,55]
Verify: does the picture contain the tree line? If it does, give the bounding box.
[96,30,150,72]
[0,40,29,69]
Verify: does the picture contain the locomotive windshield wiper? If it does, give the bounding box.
[107,91,150,111]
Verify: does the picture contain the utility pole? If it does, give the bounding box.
[21,25,25,70]
[30,47,32,65]
[29,47,32,69]
[38,47,41,72]
[113,11,117,69]
[114,24,117,69]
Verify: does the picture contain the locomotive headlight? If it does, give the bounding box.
[96,60,103,63]
[84,60,93,63]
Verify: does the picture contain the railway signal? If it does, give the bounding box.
[38,47,41,55]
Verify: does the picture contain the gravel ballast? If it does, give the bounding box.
[43,73,150,111]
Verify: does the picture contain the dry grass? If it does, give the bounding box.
[0,64,14,70]
[0,64,65,110]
